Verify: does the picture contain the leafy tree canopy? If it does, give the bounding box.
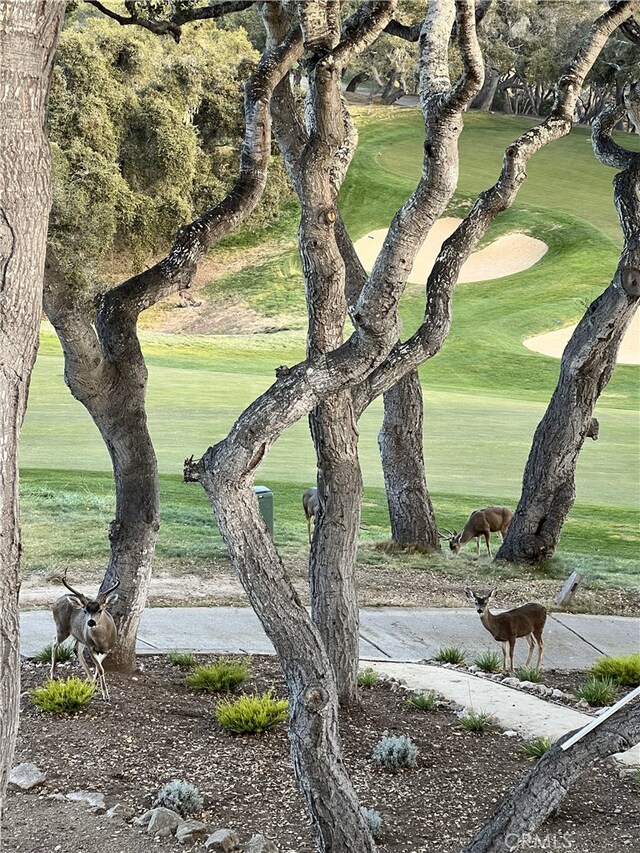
[48,11,290,290]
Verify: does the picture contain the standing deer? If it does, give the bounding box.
[440,506,513,557]
[51,575,120,701]
[465,587,547,673]
[302,487,319,544]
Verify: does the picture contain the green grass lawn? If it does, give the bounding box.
[21,108,639,590]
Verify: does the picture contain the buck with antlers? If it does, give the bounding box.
[465,587,547,673]
[440,505,513,557]
[51,575,120,701]
[302,487,319,544]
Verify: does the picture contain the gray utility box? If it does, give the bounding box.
[254,485,273,535]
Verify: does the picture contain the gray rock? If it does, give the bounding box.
[502,677,520,688]
[518,681,536,690]
[147,807,183,837]
[467,665,479,673]
[176,820,210,844]
[65,791,106,812]
[133,809,154,826]
[205,828,241,851]
[243,834,279,853]
[502,730,519,738]
[9,763,46,791]
[551,688,566,700]
[105,803,135,821]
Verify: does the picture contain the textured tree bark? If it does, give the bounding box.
[378,370,439,550]
[0,0,64,812]
[497,122,640,564]
[464,696,640,853]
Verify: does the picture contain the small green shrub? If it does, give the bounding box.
[167,651,197,668]
[589,654,640,687]
[514,666,541,683]
[435,646,466,665]
[30,677,95,713]
[360,806,382,837]
[186,657,251,692]
[214,690,288,735]
[522,736,554,760]
[153,780,203,818]
[407,690,438,711]
[576,677,617,706]
[33,643,74,664]
[474,651,502,673]
[358,667,379,688]
[371,734,419,772]
[459,711,494,733]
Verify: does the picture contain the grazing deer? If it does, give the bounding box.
[302,487,319,544]
[465,587,547,673]
[51,575,120,701]
[440,506,513,557]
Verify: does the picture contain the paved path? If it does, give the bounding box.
[20,606,639,669]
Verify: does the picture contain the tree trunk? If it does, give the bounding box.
[346,71,370,93]
[464,695,640,853]
[0,0,64,811]
[379,371,439,551]
[309,395,362,705]
[471,65,499,111]
[497,133,640,565]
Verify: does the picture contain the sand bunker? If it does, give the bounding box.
[524,311,640,366]
[354,217,548,284]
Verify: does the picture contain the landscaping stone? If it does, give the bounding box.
[205,828,241,851]
[243,834,279,852]
[65,791,106,812]
[9,763,46,791]
[176,819,209,844]
[147,807,183,837]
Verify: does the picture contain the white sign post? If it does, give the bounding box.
[561,685,640,751]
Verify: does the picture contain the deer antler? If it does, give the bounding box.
[61,572,87,601]
[98,576,120,602]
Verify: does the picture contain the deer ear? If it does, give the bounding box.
[104,593,119,607]
[464,587,475,601]
[67,595,85,609]
[488,588,497,600]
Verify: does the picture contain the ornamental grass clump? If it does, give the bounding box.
[435,646,466,665]
[153,780,203,818]
[407,690,438,711]
[576,677,617,706]
[33,642,74,664]
[214,690,288,735]
[371,734,419,773]
[522,736,554,761]
[459,711,495,733]
[167,651,197,668]
[474,650,502,673]
[30,677,95,714]
[589,653,640,686]
[514,666,542,683]
[186,657,251,692]
[358,667,379,688]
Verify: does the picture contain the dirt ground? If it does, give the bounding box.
[18,557,640,617]
[5,656,639,853]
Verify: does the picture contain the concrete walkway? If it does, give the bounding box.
[19,606,640,669]
[19,605,640,766]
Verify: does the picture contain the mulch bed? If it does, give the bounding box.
[4,656,638,853]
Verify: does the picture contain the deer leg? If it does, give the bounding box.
[534,632,544,671]
[307,517,312,544]
[507,638,516,673]
[92,653,109,701]
[500,641,508,672]
[484,531,492,558]
[51,636,59,680]
[75,641,94,681]
[524,634,535,668]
